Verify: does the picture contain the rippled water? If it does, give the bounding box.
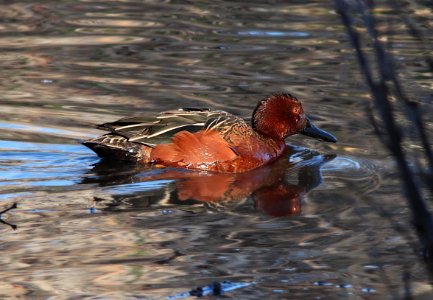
[1,1,432,298]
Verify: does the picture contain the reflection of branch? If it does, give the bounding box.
[391,0,433,73]
[0,219,17,231]
[0,202,17,214]
[389,0,433,192]
[0,203,17,230]
[334,0,433,272]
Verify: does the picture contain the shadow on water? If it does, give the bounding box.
[82,145,335,217]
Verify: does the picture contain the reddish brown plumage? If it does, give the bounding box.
[149,128,286,172]
[252,93,307,140]
[83,93,336,173]
[150,130,237,168]
[147,94,306,172]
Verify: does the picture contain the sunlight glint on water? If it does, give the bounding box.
[0,0,431,298]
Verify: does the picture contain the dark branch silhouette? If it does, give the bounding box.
[0,203,17,230]
[334,0,433,274]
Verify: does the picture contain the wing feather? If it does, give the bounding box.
[95,108,249,146]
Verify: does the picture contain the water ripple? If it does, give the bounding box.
[0,0,429,298]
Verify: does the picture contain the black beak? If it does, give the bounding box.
[300,117,337,143]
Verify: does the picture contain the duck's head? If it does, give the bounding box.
[252,93,337,142]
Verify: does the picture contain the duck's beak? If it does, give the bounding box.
[300,117,337,143]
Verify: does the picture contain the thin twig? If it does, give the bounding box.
[334,0,433,273]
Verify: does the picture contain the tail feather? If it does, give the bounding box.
[83,134,152,162]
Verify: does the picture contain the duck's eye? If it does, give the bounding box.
[292,107,300,114]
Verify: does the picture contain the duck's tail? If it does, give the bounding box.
[82,134,152,162]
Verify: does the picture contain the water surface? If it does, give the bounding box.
[0,0,432,298]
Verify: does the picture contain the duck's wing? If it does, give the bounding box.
[97,108,248,147]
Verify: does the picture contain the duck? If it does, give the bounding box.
[83,93,337,173]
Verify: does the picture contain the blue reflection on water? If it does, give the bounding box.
[321,157,362,171]
[237,30,310,37]
[0,192,31,200]
[105,180,174,195]
[0,139,97,188]
[0,138,176,199]
[167,281,254,299]
[0,139,89,153]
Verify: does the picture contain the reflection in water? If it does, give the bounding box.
[168,280,254,299]
[0,0,431,298]
[84,146,335,217]
[0,203,17,230]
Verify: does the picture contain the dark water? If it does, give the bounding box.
[1,1,432,298]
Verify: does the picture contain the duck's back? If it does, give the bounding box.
[83,108,254,166]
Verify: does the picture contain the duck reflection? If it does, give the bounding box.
[83,146,335,217]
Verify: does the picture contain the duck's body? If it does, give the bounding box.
[83,93,336,173]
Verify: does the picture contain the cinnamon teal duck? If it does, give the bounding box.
[83,93,337,172]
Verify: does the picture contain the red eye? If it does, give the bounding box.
[292,107,300,114]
